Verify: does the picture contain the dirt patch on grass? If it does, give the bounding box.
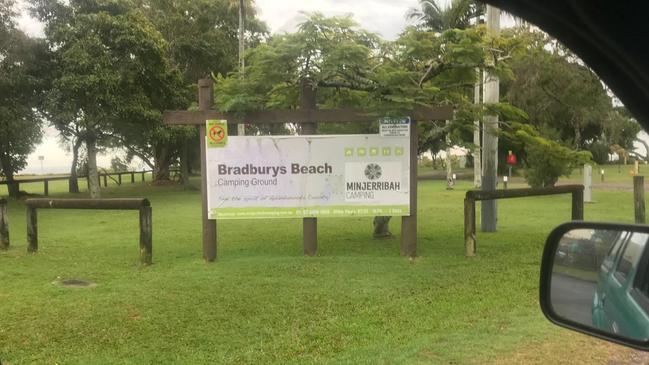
[481,331,649,365]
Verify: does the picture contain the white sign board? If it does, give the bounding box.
[380,118,410,137]
[206,134,410,219]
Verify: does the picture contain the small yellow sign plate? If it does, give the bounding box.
[206,120,228,148]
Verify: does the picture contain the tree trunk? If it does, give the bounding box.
[0,151,19,198]
[86,136,101,198]
[473,67,482,188]
[153,145,171,182]
[446,120,454,190]
[6,179,19,197]
[180,138,190,187]
[373,216,392,238]
[573,123,582,149]
[446,149,453,189]
[189,130,201,174]
[68,138,83,193]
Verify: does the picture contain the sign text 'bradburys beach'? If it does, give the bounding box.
[206,128,411,219]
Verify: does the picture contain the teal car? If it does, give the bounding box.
[592,231,649,340]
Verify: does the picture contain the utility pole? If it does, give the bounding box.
[445,120,454,190]
[473,68,481,188]
[481,5,500,232]
[237,0,246,136]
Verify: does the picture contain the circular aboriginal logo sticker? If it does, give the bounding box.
[364,163,382,180]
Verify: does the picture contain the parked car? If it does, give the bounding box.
[592,230,649,339]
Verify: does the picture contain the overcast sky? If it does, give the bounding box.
[255,0,419,40]
[16,0,423,174]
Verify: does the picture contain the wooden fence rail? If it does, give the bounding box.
[25,198,152,265]
[0,199,8,249]
[0,170,182,196]
[464,184,584,257]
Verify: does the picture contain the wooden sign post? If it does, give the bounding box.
[299,79,318,256]
[634,175,645,224]
[198,79,217,261]
[164,78,453,261]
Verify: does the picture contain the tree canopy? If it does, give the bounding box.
[141,0,267,83]
[407,0,485,32]
[0,0,47,196]
[33,0,189,195]
[214,13,518,155]
[500,28,640,170]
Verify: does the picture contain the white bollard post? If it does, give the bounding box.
[584,164,592,203]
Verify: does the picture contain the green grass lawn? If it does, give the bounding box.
[419,163,649,184]
[565,163,649,184]
[0,178,642,364]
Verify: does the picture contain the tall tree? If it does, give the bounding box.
[0,0,15,39]
[390,25,518,160]
[407,0,485,32]
[118,0,268,182]
[33,0,188,196]
[503,28,616,150]
[0,1,46,197]
[142,0,266,83]
[407,0,486,187]
[601,107,641,163]
[216,13,380,116]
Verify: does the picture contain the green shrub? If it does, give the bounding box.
[511,125,592,188]
[588,142,610,165]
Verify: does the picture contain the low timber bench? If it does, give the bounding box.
[25,198,152,265]
[464,185,584,256]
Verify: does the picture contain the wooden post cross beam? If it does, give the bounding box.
[164,106,453,126]
[163,78,453,261]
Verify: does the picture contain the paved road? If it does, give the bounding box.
[551,272,598,326]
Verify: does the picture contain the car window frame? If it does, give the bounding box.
[630,236,649,315]
[604,231,629,273]
[613,234,633,285]
[614,232,649,285]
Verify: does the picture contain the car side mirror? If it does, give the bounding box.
[540,222,649,350]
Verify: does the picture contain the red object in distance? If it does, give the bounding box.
[506,151,517,166]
